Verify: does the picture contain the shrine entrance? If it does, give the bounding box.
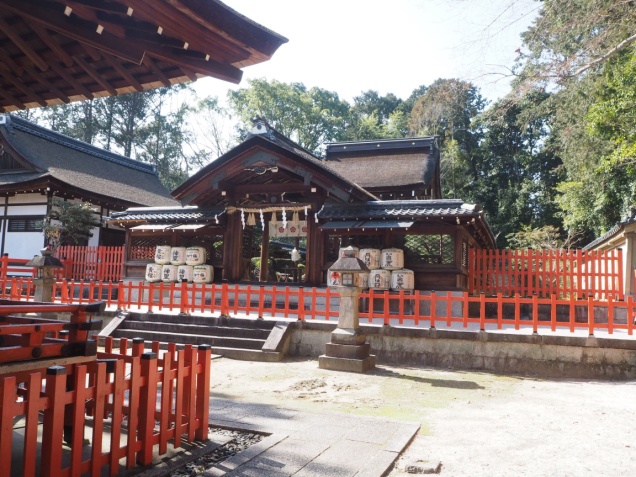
[238,206,309,283]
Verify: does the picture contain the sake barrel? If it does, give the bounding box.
[355,271,370,289]
[185,246,206,265]
[381,248,404,270]
[161,264,178,282]
[338,246,359,258]
[369,269,391,290]
[177,265,193,283]
[193,264,214,284]
[359,248,381,270]
[145,263,162,282]
[154,245,171,264]
[391,269,415,291]
[170,246,187,265]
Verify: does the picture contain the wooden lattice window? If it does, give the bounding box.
[404,234,454,265]
[8,217,43,232]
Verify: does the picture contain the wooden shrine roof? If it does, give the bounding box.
[0,114,178,208]
[323,137,441,198]
[0,0,287,111]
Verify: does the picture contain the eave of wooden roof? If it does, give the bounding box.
[0,0,287,111]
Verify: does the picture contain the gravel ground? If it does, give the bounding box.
[208,357,636,477]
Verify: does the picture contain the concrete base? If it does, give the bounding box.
[318,353,376,373]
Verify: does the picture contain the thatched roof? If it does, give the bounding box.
[323,137,441,198]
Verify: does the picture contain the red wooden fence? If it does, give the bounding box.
[469,248,624,300]
[0,338,211,477]
[2,279,630,337]
[54,245,125,282]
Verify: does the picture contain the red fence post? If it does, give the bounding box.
[138,352,159,466]
[195,344,212,441]
[41,366,67,477]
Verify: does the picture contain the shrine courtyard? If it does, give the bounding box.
[145,356,634,477]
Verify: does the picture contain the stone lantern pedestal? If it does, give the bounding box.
[319,247,375,373]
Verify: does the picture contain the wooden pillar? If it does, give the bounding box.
[307,212,323,285]
[222,212,243,281]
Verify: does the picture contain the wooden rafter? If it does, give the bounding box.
[0,15,49,72]
[0,0,146,64]
[0,0,287,111]
[73,55,118,96]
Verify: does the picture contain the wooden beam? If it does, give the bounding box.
[126,0,243,62]
[73,54,118,96]
[0,15,49,71]
[233,183,311,195]
[0,47,24,76]
[143,43,242,83]
[0,88,26,110]
[30,23,74,67]
[65,0,131,16]
[23,65,71,104]
[0,0,146,64]
[102,54,144,91]
[48,61,95,99]
[142,56,171,87]
[0,69,47,107]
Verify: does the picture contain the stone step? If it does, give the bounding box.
[112,329,266,350]
[118,321,272,340]
[125,312,279,330]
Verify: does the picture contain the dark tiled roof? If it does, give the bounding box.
[110,206,226,223]
[583,212,636,250]
[0,115,177,207]
[323,137,439,189]
[317,200,482,219]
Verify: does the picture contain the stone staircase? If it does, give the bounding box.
[99,312,291,361]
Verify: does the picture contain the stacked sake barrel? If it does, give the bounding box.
[145,245,213,283]
[364,247,414,291]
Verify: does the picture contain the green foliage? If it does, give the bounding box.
[228,78,351,155]
[506,225,568,250]
[43,198,102,250]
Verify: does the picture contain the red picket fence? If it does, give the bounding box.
[0,255,37,279]
[54,246,125,282]
[2,279,630,337]
[469,248,624,300]
[0,338,211,477]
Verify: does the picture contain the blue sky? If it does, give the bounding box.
[195,0,539,104]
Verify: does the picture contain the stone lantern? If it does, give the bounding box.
[319,246,375,373]
[26,247,64,302]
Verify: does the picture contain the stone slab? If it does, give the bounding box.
[318,354,376,373]
[325,342,371,360]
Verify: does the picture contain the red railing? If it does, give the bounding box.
[0,338,211,477]
[469,248,624,300]
[2,279,630,337]
[54,246,125,282]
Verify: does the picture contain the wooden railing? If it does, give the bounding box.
[469,248,624,300]
[2,279,631,337]
[0,337,211,477]
[55,245,125,282]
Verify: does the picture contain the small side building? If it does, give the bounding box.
[583,210,636,296]
[0,114,177,257]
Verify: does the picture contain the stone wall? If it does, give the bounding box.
[289,321,636,380]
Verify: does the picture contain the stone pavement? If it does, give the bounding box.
[203,398,420,477]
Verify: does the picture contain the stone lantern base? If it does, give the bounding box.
[318,328,376,373]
